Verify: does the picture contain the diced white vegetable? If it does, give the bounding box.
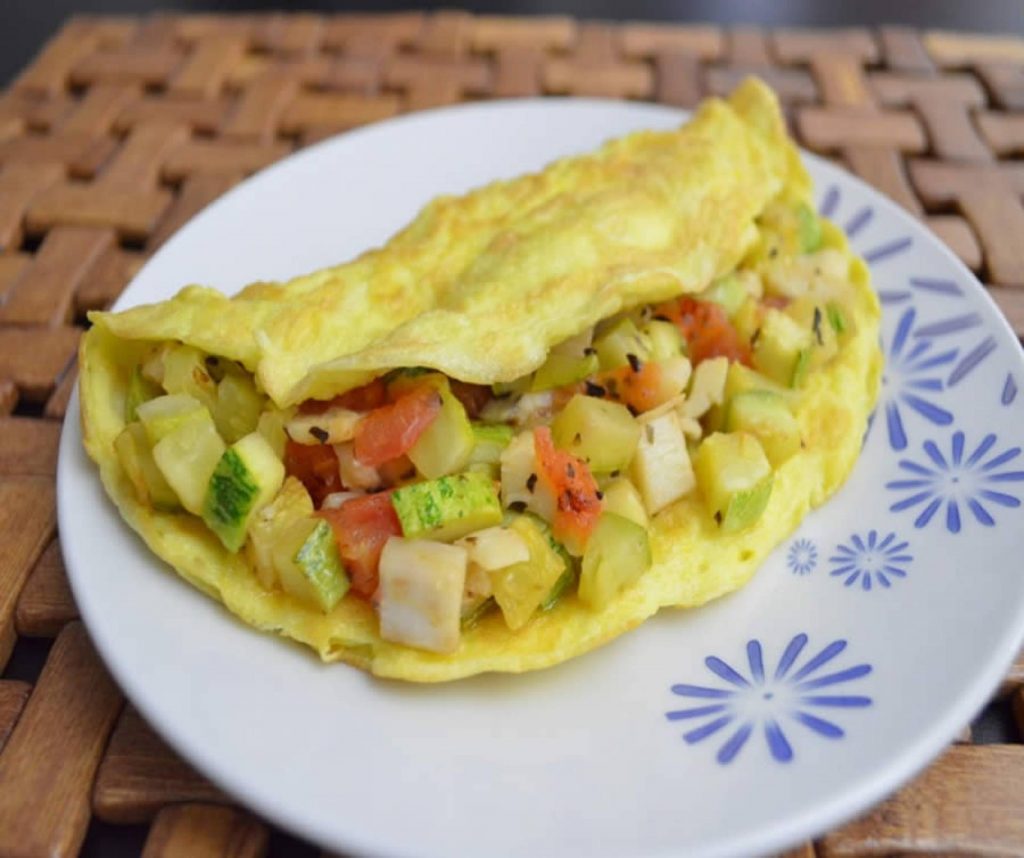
[333,441,381,490]
[285,407,361,445]
[679,356,728,420]
[499,431,555,521]
[321,491,365,510]
[462,564,494,614]
[629,411,696,515]
[678,416,703,440]
[481,391,554,427]
[377,537,467,653]
[456,526,530,571]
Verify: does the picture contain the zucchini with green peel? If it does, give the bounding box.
[578,512,652,610]
[247,477,314,589]
[125,366,162,422]
[202,432,285,551]
[694,431,773,533]
[797,202,822,253]
[726,391,801,466]
[152,412,226,515]
[468,423,514,468]
[530,352,599,391]
[699,273,748,317]
[641,319,686,361]
[489,515,568,630]
[391,471,503,543]
[136,394,207,445]
[214,372,264,443]
[257,410,288,459]
[551,394,640,474]
[114,422,180,511]
[752,308,814,388]
[600,476,648,528]
[272,517,349,612]
[407,377,475,478]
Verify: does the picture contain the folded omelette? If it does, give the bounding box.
[80,79,882,681]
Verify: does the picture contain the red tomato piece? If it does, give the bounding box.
[283,440,341,507]
[319,493,401,599]
[599,361,669,414]
[298,378,388,416]
[655,296,751,366]
[353,386,443,468]
[533,426,602,554]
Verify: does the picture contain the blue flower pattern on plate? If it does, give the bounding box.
[829,530,912,590]
[886,431,1024,532]
[787,538,818,575]
[666,635,872,765]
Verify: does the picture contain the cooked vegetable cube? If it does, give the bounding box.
[286,407,361,446]
[640,320,685,361]
[125,366,162,422]
[136,394,207,445]
[272,518,349,612]
[202,432,285,552]
[114,422,180,511]
[377,537,467,653]
[456,525,530,571]
[797,202,822,253]
[257,410,288,459]
[699,274,748,318]
[500,431,555,521]
[468,423,514,469]
[724,362,799,405]
[679,356,728,420]
[551,394,640,473]
[152,412,226,515]
[629,411,695,514]
[161,344,218,412]
[391,471,502,543]
[594,318,650,371]
[334,441,381,490]
[531,352,599,391]
[600,477,648,528]
[694,431,773,533]
[579,512,652,610]
[726,391,801,466]
[752,309,813,388]
[489,515,568,630]
[247,477,314,589]
[786,296,839,369]
[407,379,475,478]
[214,372,264,443]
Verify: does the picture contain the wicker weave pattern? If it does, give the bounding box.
[0,13,1022,856]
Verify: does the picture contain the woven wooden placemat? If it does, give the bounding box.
[1,12,1023,857]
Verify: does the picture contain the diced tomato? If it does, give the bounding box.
[599,361,667,414]
[353,385,442,467]
[449,380,491,419]
[283,440,341,507]
[533,426,602,554]
[319,493,401,599]
[298,378,388,416]
[654,296,751,366]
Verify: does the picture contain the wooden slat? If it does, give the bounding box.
[988,286,1024,339]
[59,83,139,138]
[820,745,1024,856]
[924,31,1024,67]
[15,539,78,637]
[13,20,125,95]
[843,146,924,216]
[162,139,291,181]
[798,107,927,153]
[0,380,17,415]
[115,96,227,135]
[0,326,80,401]
[253,12,324,57]
[169,36,247,99]
[0,132,116,179]
[278,92,400,135]
[142,805,269,858]
[977,112,1024,156]
[0,225,115,326]
[94,705,227,824]
[1013,688,1024,739]
[0,163,64,252]
[386,54,492,109]
[70,47,184,87]
[219,75,298,143]
[323,12,425,57]
[0,622,123,858]
[620,24,722,60]
[44,360,78,419]
[76,248,146,313]
[926,215,982,271]
[977,62,1024,111]
[543,23,652,100]
[878,26,935,73]
[0,253,31,301]
[471,15,576,51]
[772,27,879,63]
[0,417,62,476]
[0,681,31,753]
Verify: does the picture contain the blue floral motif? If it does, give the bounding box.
[665,634,872,765]
[787,538,818,575]
[886,431,1024,532]
[829,530,912,591]
[1003,374,1018,406]
[880,307,957,451]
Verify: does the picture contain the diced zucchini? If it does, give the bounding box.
[680,356,728,420]
[724,361,799,405]
[827,301,849,335]
[578,512,652,610]
[247,477,314,589]
[629,411,696,515]
[489,515,568,631]
[752,309,813,388]
[531,352,599,391]
[114,422,180,511]
[162,344,218,412]
[469,423,514,469]
[214,372,264,444]
[391,471,502,543]
[407,378,475,478]
[550,329,594,358]
[694,432,773,533]
[202,432,285,552]
[540,564,577,612]
[726,391,801,466]
[125,366,162,422]
[140,345,166,385]
[456,525,530,570]
[257,410,288,459]
[551,394,640,474]
[786,296,839,370]
[285,407,360,446]
[594,318,650,371]
[641,319,686,361]
[699,274,747,318]
[136,394,207,446]
[378,537,467,653]
[797,202,822,253]
[152,412,226,515]
[600,477,648,528]
[732,296,763,346]
[272,517,349,612]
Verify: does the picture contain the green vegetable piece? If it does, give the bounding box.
[540,564,577,612]
[162,344,218,412]
[391,471,502,543]
[593,318,650,371]
[827,301,849,335]
[136,393,207,446]
[797,202,823,253]
[726,391,801,467]
[600,476,648,528]
[490,515,568,630]
[531,352,600,391]
[407,378,475,479]
[491,376,531,397]
[699,274,748,318]
[551,394,640,474]
[125,366,162,423]
[114,422,180,511]
[468,423,515,468]
[273,518,349,612]
[693,431,773,533]
[752,308,814,388]
[642,319,687,360]
[578,512,652,610]
[461,595,496,629]
[202,432,285,552]
[257,410,289,460]
[247,477,315,590]
[152,411,226,515]
[214,372,265,444]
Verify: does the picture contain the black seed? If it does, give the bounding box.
[508,501,527,513]
[812,306,824,346]
[204,356,219,367]
[566,463,575,478]
[714,511,723,524]
[310,426,329,444]
[610,470,620,478]
[627,353,642,373]
[583,347,597,357]
[526,473,537,493]
[769,247,778,258]
[750,327,762,347]
[584,381,606,397]
[627,404,639,417]
[573,432,582,445]
[653,314,670,322]
[596,491,604,500]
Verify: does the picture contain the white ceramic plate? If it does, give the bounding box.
[58,99,1024,858]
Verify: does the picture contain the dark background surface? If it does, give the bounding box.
[3,0,1024,87]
